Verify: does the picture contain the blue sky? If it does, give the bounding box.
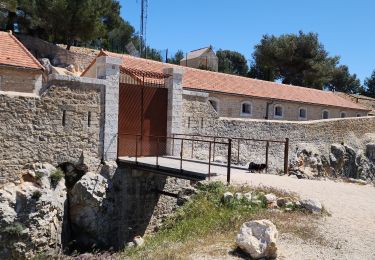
[120,0,375,82]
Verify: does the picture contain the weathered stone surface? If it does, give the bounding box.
[300,199,322,214]
[69,172,110,248]
[0,82,104,185]
[0,163,66,259]
[236,219,278,259]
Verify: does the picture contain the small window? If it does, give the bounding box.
[356,113,362,117]
[340,112,346,118]
[241,102,252,116]
[322,110,329,119]
[62,110,66,126]
[274,105,283,118]
[299,108,307,120]
[88,111,92,127]
[208,98,219,113]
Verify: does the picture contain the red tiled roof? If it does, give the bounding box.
[86,51,369,111]
[0,31,43,70]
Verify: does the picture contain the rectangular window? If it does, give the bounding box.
[62,110,66,126]
[299,108,307,119]
[88,111,92,127]
[274,106,283,117]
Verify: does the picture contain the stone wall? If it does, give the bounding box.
[17,34,95,72]
[0,67,42,94]
[182,92,375,172]
[209,92,368,121]
[0,76,106,185]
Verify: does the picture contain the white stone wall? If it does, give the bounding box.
[0,67,42,94]
[209,92,368,121]
[182,93,375,172]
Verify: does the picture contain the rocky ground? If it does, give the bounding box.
[213,173,375,260]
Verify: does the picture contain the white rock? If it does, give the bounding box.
[264,193,277,203]
[235,193,243,200]
[223,192,234,202]
[243,192,252,201]
[133,236,144,247]
[236,219,278,259]
[300,199,322,213]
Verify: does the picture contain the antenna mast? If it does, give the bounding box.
[139,0,148,58]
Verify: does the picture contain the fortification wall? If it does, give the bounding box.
[182,93,375,171]
[17,34,96,71]
[0,76,105,185]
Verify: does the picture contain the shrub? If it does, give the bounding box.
[31,190,42,201]
[2,222,26,237]
[49,168,65,188]
[35,171,44,182]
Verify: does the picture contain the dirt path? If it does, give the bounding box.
[213,173,375,260]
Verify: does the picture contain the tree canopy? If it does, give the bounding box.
[364,70,375,98]
[249,31,340,89]
[1,0,127,49]
[327,65,363,94]
[217,49,249,76]
[168,50,184,65]
[248,31,364,94]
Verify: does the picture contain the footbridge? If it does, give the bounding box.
[117,133,289,183]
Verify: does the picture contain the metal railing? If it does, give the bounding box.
[118,133,232,182]
[172,133,289,175]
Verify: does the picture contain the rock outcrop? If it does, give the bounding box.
[289,143,375,182]
[236,219,278,259]
[69,172,112,249]
[0,163,67,259]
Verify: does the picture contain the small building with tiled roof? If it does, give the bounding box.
[180,46,218,72]
[83,50,370,121]
[0,31,44,94]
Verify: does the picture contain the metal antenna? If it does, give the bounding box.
[139,0,148,58]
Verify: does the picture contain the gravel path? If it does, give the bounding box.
[213,173,375,260]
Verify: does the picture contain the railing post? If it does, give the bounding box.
[284,138,289,175]
[227,138,232,184]
[156,137,159,167]
[172,134,175,156]
[191,140,194,159]
[237,139,240,164]
[208,142,212,180]
[265,141,269,173]
[213,137,216,162]
[180,139,184,172]
[135,136,138,164]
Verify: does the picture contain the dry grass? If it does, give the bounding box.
[121,181,326,260]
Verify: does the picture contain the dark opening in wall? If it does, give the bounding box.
[201,118,204,128]
[88,112,91,127]
[62,110,66,126]
[188,117,191,128]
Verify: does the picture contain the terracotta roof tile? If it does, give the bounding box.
[95,51,369,111]
[0,31,43,70]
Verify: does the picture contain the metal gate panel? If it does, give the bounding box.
[118,83,168,157]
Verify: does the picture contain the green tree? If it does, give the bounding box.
[364,70,375,97]
[217,49,249,76]
[327,65,363,94]
[169,50,184,65]
[249,31,339,89]
[106,18,135,52]
[145,46,162,61]
[34,0,122,49]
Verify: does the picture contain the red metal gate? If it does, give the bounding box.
[118,82,168,157]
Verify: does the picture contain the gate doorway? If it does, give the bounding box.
[118,67,170,157]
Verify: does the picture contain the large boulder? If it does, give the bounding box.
[236,219,278,259]
[299,199,322,214]
[69,172,111,248]
[0,163,67,259]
